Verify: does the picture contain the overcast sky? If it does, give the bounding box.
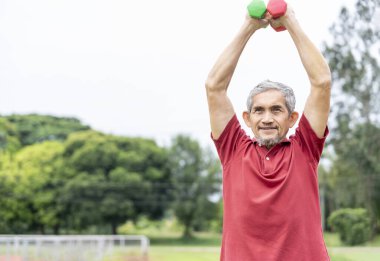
[0,0,357,148]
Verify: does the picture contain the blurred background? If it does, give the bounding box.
[0,0,379,260]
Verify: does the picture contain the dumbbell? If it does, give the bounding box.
[247,0,267,19]
[246,0,287,32]
[267,0,287,32]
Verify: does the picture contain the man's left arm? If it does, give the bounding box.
[273,6,332,138]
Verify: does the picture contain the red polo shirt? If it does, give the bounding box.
[213,114,330,261]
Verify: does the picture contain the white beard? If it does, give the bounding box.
[257,136,282,149]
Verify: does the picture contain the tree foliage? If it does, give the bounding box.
[328,208,372,245]
[0,118,21,153]
[61,131,172,234]
[3,114,90,147]
[322,0,380,233]
[0,141,65,233]
[0,115,174,234]
[168,135,221,238]
[323,0,380,132]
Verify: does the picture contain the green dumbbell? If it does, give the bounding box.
[247,0,267,19]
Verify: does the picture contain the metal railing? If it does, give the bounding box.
[0,235,149,261]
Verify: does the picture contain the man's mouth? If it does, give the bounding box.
[259,127,278,130]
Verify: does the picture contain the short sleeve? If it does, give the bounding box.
[293,114,329,165]
[211,115,250,166]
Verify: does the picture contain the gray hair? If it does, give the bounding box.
[246,80,296,114]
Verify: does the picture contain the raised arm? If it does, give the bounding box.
[205,15,269,139]
[273,6,332,138]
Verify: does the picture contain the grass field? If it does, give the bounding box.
[142,232,380,261]
[145,246,380,261]
[2,232,378,261]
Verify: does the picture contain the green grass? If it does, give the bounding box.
[147,232,380,261]
[329,247,380,261]
[149,231,380,247]
[148,246,380,261]
[102,247,378,261]
[101,216,380,261]
[150,246,219,261]
[330,256,353,261]
[106,231,380,261]
[324,232,344,247]
[120,216,380,261]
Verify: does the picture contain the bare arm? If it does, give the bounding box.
[273,6,332,138]
[205,15,269,139]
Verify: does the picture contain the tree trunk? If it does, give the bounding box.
[112,223,117,235]
[182,219,193,239]
[53,224,60,235]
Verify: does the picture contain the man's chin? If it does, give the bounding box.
[256,136,281,148]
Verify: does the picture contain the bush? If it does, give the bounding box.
[328,208,372,246]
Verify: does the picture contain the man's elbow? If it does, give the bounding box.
[205,77,216,91]
[311,74,332,90]
[205,77,225,94]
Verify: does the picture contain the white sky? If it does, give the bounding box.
[0,0,356,148]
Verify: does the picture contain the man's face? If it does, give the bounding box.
[243,89,298,148]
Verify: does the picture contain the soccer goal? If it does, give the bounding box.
[0,235,149,261]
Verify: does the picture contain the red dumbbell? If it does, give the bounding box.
[267,0,287,32]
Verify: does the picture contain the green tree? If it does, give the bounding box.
[322,0,380,232]
[328,208,372,245]
[0,152,31,233]
[62,131,172,234]
[4,114,90,146]
[323,0,379,132]
[0,141,65,234]
[0,114,173,234]
[0,118,21,153]
[168,135,221,238]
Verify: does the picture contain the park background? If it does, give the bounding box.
[0,0,379,260]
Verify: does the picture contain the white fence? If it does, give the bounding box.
[0,235,149,261]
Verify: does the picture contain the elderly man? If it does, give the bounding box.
[205,5,331,261]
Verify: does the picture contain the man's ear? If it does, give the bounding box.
[242,111,252,128]
[289,111,299,128]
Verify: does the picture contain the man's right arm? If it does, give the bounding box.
[205,15,268,139]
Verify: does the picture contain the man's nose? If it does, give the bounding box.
[262,112,274,123]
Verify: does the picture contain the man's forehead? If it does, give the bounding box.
[252,90,286,107]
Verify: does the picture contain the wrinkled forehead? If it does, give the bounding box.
[251,89,287,108]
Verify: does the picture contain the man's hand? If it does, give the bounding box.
[268,4,296,30]
[245,12,271,32]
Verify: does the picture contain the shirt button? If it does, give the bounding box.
[266,157,270,161]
